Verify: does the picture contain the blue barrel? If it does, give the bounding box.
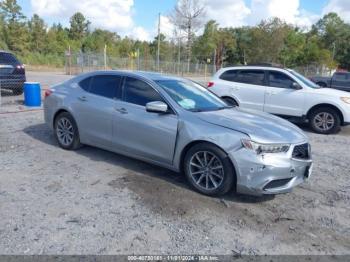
[24,82,41,107]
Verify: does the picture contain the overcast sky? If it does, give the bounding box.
[16,0,350,41]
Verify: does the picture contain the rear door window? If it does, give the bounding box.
[333,73,348,81]
[0,52,20,65]
[268,71,295,89]
[89,75,122,99]
[235,70,265,85]
[219,70,238,82]
[123,77,163,106]
[79,77,92,92]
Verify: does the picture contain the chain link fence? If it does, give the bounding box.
[295,63,333,77]
[0,49,334,109]
[64,52,215,81]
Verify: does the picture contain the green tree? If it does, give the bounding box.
[0,0,29,53]
[214,28,236,69]
[312,13,350,69]
[193,20,218,62]
[0,14,8,49]
[28,14,47,52]
[230,27,252,65]
[69,12,90,41]
[193,20,235,68]
[82,29,120,55]
[150,33,172,61]
[246,18,291,64]
[45,23,70,54]
[279,29,306,67]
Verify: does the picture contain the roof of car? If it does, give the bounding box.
[81,70,185,81]
[128,71,184,81]
[0,50,13,54]
[218,65,290,72]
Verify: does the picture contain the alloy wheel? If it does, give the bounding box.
[313,112,335,132]
[56,117,74,146]
[189,151,224,191]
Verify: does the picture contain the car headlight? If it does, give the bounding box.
[341,97,350,104]
[241,139,290,154]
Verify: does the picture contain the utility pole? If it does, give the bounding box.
[68,45,71,75]
[178,38,181,75]
[104,44,107,70]
[157,13,161,72]
[137,48,140,70]
[213,48,216,75]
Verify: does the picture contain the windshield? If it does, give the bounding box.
[156,80,230,112]
[288,69,320,89]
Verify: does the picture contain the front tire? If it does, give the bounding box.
[54,112,81,150]
[184,143,235,196]
[309,107,341,134]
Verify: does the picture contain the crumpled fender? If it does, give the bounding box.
[172,118,248,172]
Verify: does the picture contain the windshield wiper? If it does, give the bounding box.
[189,109,205,112]
[217,106,233,110]
[189,106,232,112]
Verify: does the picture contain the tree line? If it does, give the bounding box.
[1,0,350,70]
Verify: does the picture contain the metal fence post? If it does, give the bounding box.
[68,46,72,75]
[104,45,107,70]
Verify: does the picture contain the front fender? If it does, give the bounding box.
[172,119,248,171]
[306,100,350,123]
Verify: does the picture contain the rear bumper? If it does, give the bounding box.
[0,76,26,89]
[230,143,312,196]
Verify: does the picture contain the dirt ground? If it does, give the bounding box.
[0,105,349,255]
[0,72,350,255]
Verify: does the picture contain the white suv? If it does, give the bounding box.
[209,66,350,134]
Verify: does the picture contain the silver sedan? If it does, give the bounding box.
[44,71,313,196]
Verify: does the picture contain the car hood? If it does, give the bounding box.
[196,108,308,144]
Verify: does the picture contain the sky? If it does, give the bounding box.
[15,0,350,41]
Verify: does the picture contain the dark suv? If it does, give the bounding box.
[0,51,26,95]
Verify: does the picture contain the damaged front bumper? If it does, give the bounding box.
[230,142,313,196]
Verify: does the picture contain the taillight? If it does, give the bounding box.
[207,82,214,88]
[44,89,52,98]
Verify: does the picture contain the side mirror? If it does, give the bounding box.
[146,101,168,113]
[292,82,302,90]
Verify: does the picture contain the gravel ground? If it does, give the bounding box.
[0,72,350,255]
[0,107,349,255]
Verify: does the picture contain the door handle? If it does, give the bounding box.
[78,96,87,102]
[115,107,128,114]
[266,91,277,95]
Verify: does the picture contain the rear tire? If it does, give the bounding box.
[309,107,341,134]
[184,143,235,196]
[222,97,238,107]
[54,112,82,150]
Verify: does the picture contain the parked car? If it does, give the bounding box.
[44,71,312,197]
[310,71,350,92]
[208,65,350,134]
[0,50,26,95]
